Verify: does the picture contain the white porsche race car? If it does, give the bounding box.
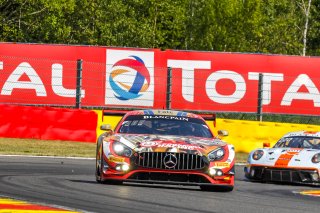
[245,131,320,185]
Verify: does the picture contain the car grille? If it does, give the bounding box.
[264,168,316,183]
[134,152,206,170]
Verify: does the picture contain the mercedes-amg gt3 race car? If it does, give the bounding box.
[245,131,320,185]
[96,110,235,191]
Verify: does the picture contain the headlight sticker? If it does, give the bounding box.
[213,162,230,168]
[108,156,125,163]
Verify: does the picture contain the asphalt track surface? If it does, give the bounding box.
[0,156,319,213]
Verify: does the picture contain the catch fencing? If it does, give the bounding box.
[1,43,320,124]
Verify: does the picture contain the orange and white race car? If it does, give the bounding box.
[245,131,320,185]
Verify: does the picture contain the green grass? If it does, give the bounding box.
[0,137,248,163]
[0,137,96,158]
[236,152,248,164]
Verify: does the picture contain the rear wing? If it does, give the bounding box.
[101,110,127,122]
[197,113,216,127]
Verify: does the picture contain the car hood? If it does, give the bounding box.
[262,148,320,158]
[107,134,227,155]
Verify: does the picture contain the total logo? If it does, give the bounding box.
[109,55,150,100]
[106,50,154,106]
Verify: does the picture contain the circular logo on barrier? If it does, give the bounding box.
[109,56,150,100]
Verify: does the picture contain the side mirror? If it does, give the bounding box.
[263,142,270,148]
[217,130,229,137]
[100,124,112,131]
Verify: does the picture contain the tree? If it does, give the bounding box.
[1,0,320,55]
[0,0,76,43]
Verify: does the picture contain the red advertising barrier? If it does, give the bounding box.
[1,43,320,115]
[0,104,97,142]
[0,43,106,106]
[165,50,320,115]
[0,43,167,109]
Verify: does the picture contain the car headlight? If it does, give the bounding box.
[312,153,320,163]
[112,142,133,157]
[208,148,225,161]
[252,150,264,160]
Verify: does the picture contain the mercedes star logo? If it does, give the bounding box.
[163,153,177,169]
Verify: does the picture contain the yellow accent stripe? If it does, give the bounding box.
[0,198,79,212]
[0,199,27,205]
[300,190,320,195]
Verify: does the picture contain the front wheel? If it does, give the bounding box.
[95,143,104,183]
[95,144,123,185]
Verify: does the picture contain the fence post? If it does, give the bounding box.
[166,67,172,109]
[75,59,83,109]
[257,73,263,121]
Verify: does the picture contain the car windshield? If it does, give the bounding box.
[117,115,213,138]
[273,136,320,149]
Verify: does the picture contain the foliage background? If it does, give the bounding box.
[1,0,319,56]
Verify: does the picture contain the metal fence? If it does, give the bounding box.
[1,56,320,125]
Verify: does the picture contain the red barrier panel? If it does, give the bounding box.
[0,104,97,142]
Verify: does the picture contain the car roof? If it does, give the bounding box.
[283,131,320,138]
[124,109,204,119]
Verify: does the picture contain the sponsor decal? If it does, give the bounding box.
[287,149,302,153]
[105,49,154,106]
[213,162,230,168]
[143,115,189,121]
[140,141,203,150]
[140,141,158,147]
[274,149,300,167]
[108,156,125,163]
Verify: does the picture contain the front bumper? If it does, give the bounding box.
[101,168,234,186]
[102,151,235,186]
[245,166,320,185]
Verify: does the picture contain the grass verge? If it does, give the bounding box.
[0,137,248,163]
[0,137,96,158]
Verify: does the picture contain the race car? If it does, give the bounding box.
[96,110,235,191]
[245,131,320,185]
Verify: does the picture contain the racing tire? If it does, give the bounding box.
[200,185,234,192]
[95,144,123,185]
[95,144,103,183]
